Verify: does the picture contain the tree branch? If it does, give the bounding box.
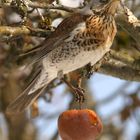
[0,1,78,13]
[27,1,78,13]
[99,59,140,82]
[117,16,140,50]
[110,50,140,70]
[0,26,52,37]
[1,0,96,14]
[117,4,140,50]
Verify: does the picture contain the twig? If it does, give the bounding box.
[0,0,97,14]
[26,0,97,15]
[0,1,78,13]
[0,26,52,37]
[27,2,78,13]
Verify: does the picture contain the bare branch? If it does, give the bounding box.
[117,17,140,50]
[0,26,52,37]
[121,3,140,27]
[117,4,140,50]
[99,59,140,82]
[27,2,77,13]
[110,50,140,70]
[1,0,97,14]
[0,1,78,13]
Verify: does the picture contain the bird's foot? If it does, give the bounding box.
[69,85,85,109]
[73,87,85,103]
[61,77,85,107]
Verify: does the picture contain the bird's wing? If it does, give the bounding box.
[23,13,90,66]
[6,14,90,114]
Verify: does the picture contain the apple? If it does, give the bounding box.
[58,109,103,140]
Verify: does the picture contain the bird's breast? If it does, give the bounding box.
[44,37,112,74]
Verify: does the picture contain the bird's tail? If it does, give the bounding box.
[6,66,53,115]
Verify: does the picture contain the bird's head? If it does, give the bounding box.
[102,0,121,16]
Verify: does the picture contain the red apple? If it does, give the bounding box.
[58,109,103,140]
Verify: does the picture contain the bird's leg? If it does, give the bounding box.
[75,76,85,109]
[58,70,85,104]
[62,77,85,104]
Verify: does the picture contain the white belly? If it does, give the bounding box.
[43,38,112,75]
[61,46,110,74]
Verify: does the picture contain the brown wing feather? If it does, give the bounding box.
[6,66,43,114]
[21,14,89,64]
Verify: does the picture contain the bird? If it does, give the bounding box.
[7,0,120,114]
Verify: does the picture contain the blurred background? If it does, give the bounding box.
[0,0,140,140]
